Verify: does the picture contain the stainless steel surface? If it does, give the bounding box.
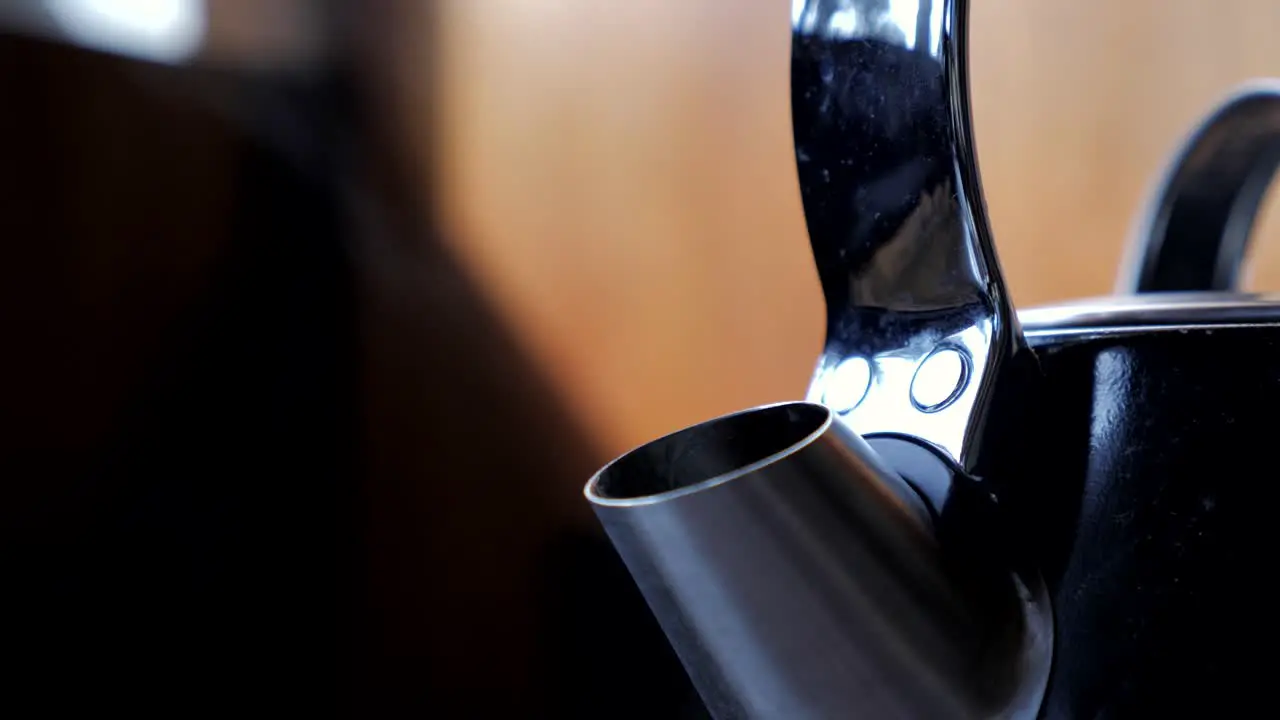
[1119,80,1280,293]
[585,402,1052,720]
[1018,292,1280,342]
[792,0,1021,465]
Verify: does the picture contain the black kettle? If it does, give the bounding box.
[584,1,1280,717]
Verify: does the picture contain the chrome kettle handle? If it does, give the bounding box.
[1121,81,1280,293]
[792,0,1023,468]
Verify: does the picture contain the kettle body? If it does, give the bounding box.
[1012,295,1280,718]
[585,1,1280,717]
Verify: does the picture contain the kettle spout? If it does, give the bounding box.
[586,1,1049,716]
[585,402,1050,719]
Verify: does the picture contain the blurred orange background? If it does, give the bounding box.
[435,0,1280,461]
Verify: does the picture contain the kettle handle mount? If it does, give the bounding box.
[792,0,1024,470]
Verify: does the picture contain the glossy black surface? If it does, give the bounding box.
[1000,325,1280,718]
[792,0,1021,465]
[586,402,1051,720]
[1123,82,1280,293]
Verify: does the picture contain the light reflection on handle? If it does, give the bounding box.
[791,0,1022,467]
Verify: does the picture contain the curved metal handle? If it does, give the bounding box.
[792,0,1022,468]
[1120,81,1280,293]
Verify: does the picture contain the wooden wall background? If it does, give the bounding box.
[435,0,1280,461]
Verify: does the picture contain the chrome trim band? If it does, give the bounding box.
[1019,293,1280,344]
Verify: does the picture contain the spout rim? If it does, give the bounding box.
[583,401,833,508]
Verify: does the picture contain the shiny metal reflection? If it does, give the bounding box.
[585,402,1051,719]
[793,0,1022,466]
[824,355,872,413]
[911,346,970,411]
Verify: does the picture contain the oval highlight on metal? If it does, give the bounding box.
[824,356,872,414]
[910,346,970,413]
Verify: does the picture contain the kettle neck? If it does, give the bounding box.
[792,0,1021,468]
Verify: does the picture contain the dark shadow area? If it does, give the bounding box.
[0,20,701,719]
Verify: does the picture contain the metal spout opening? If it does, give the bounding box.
[589,402,829,502]
[584,402,1051,719]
